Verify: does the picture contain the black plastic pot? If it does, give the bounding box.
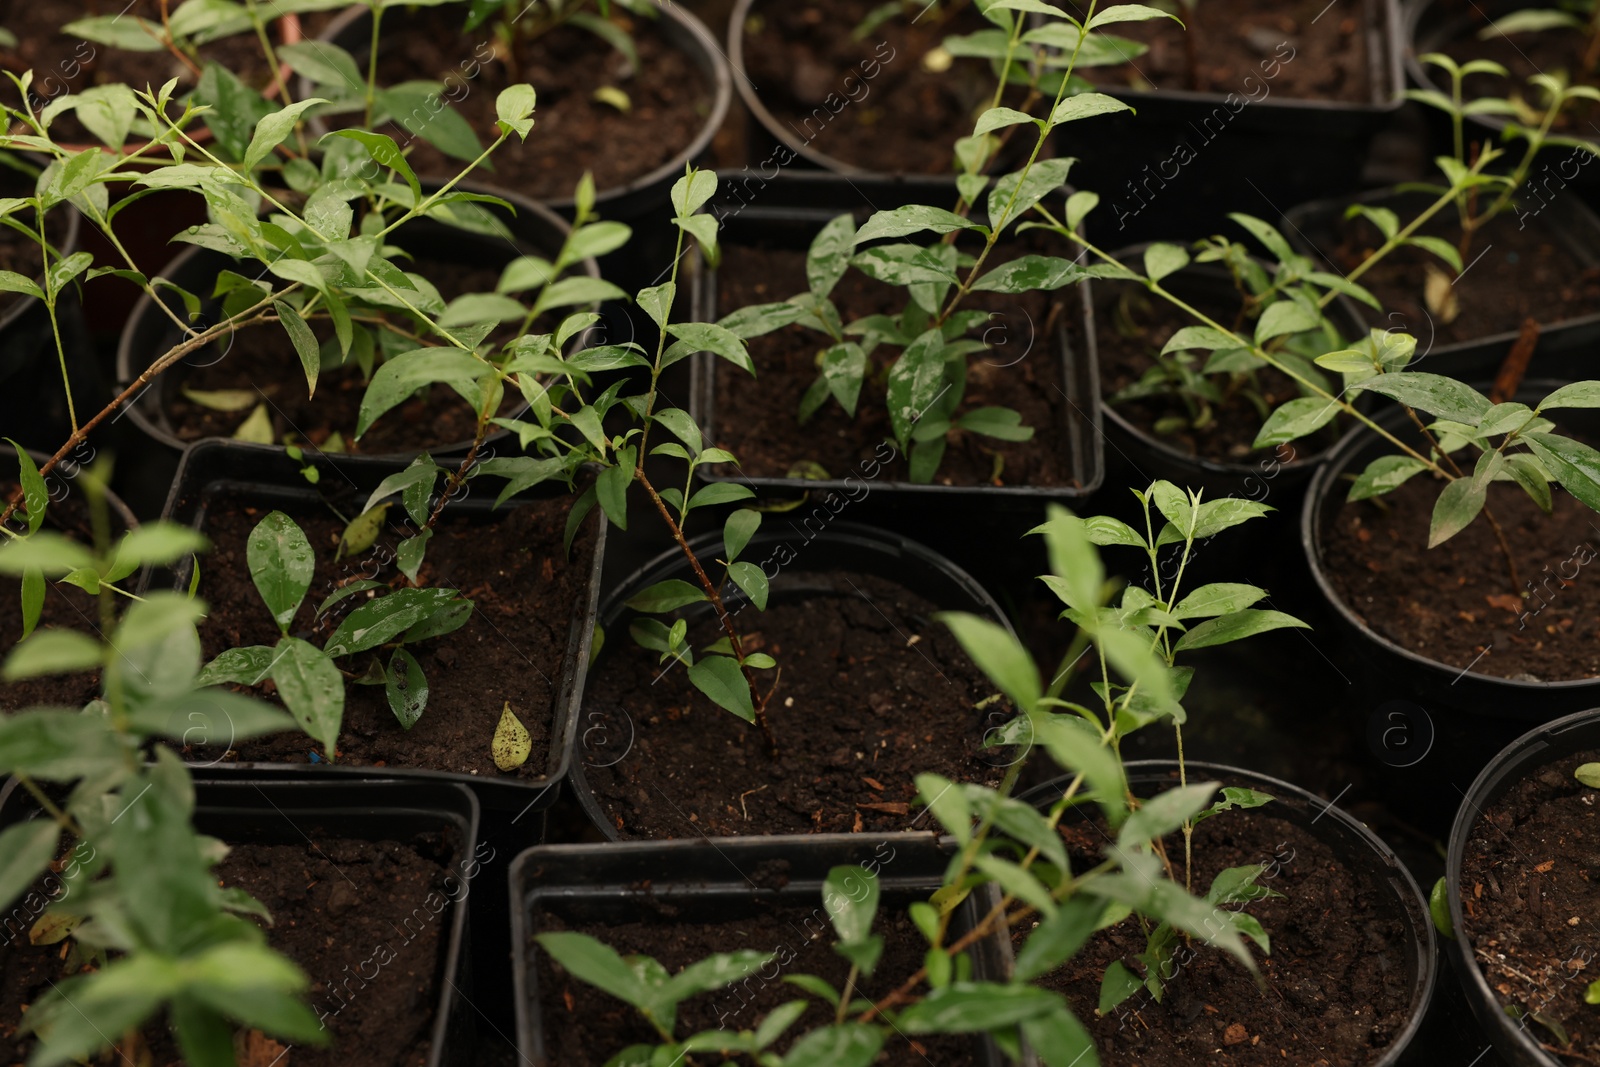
[312,1,730,224]
[569,521,1017,840]
[1058,0,1404,245]
[1284,187,1600,383]
[0,776,480,1067]
[510,832,1014,1066]
[112,184,590,515]
[149,439,606,815]
[1089,243,1369,506]
[1019,760,1438,1067]
[687,170,1104,505]
[1301,385,1600,823]
[1445,707,1600,1067]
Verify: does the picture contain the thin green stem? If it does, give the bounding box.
[365,3,384,129]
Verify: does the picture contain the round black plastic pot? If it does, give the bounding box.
[1089,244,1369,507]
[112,184,590,515]
[1061,0,1404,245]
[1445,707,1600,1067]
[568,521,1016,840]
[148,439,606,815]
[1019,760,1438,1067]
[1302,386,1600,820]
[312,1,730,224]
[509,832,1015,1066]
[686,170,1105,507]
[1406,0,1600,196]
[0,776,481,1067]
[1284,187,1600,384]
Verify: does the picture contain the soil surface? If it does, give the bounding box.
[1324,205,1600,349]
[582,570,1011,838]
[536,899,979,1065]
[346,6,712,201]
[711,240,1085,488]
[161,259,517,453]
[0,831,457,1067]
[1095,280,1344,464]
[1323,476,1600,682]
[1036,787,1418,1065]
[1459,748,1599,1064]
[1059,0,1374,102]
[194,490,596,779]
[738,0,1006,173]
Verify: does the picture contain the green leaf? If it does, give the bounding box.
[1014,895,1105,983]
[278,41,362,88]
[898,983,1062,1033]
[824,865,880,946]
[667,322,754,374]
[7,439,47,535]
[887,327,949,447]
[1252,397,1340,449]
[1173,609,1309,651]
[727,561,769,611]
[248,511,314,633]
[323,588,460,657]
[855,205,985,244]
[356,347,489,437]
[1429,877,1455,939]
[915,773,973,844]
[195,645,278,687]
[0,710,127,780]
[688,656,756,723]
[1575,763,1600,788]
[269,636,343,756]
[1428,477,1487,547]
[495,83,537,139]
[1083,515,1146,549]
[1021,1004,1101,1067]
[2,630,103,680]
[1189,498,1272,539]
[1099,960,1143,1015]
[1172,583,1266,620]
[536,931,648,1008]
[957,406,1034,442]
[724,509,761,563]
[1143,243,1189,283]
[625,579,707,613]
[385,648,428,729]
[0,820,59,913]
[1047,92,1132,128]
[939,612,1039,711]
[1525,433,1600,513]
[20,567,43,640]
[988,158,1074,230]
[671,170,718,218]
[1254,300,1320,343]
[322,129,420,200]
[969,255,1086,294]
[1537,382,1600,411]
[1349,455,1429,501]
[1358,372,1493,424]
[781,1024,884,1067]
[63,14,166,50]
[596,451,634,532]
[973,105,1039,138]
[244,98,327,172]
[1119,782,1217,848]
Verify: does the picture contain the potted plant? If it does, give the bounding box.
[304,0,733,222]
[1052,0,1405,243]
[0,773,483,1067]
[1285,53,1600,384]
[1442,706,1600,1067]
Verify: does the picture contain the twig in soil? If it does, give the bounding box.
[738,785,767,820]
[1491,318,1541,405]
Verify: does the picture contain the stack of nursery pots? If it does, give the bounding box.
[9,0,1600,1065]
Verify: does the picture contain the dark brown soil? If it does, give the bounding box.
[1326,206,1600,349]
[1036,794,1417,1065]
[583,571,1010,838]
[196,491,596,779]
[739,0,1004,173]
[1459,748,1599,1063]
[1323,476,1600,682]
[350,6,712,200]
[1428,0,1600,133]
[162,260,513,453]
[0,832,457,1067]
[711,241,1085,488]
[0,0,286,144]
[1058,0,1373,102]
[536,902,979,1065]
[0,486,113,713]
[1096,282,1342,463]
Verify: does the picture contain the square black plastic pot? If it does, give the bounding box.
[1061,0,1404,246]
[145,439,605,816]
[0,776,481,1067]
[1445,708,1600,1067]
[509,833,1017,1067]
[1283,187,1600,383]
[686,170,1104,507]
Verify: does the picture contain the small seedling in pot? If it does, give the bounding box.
[1578,762,1600,787]
[0,469,314,1065]
[194,509,472,757]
